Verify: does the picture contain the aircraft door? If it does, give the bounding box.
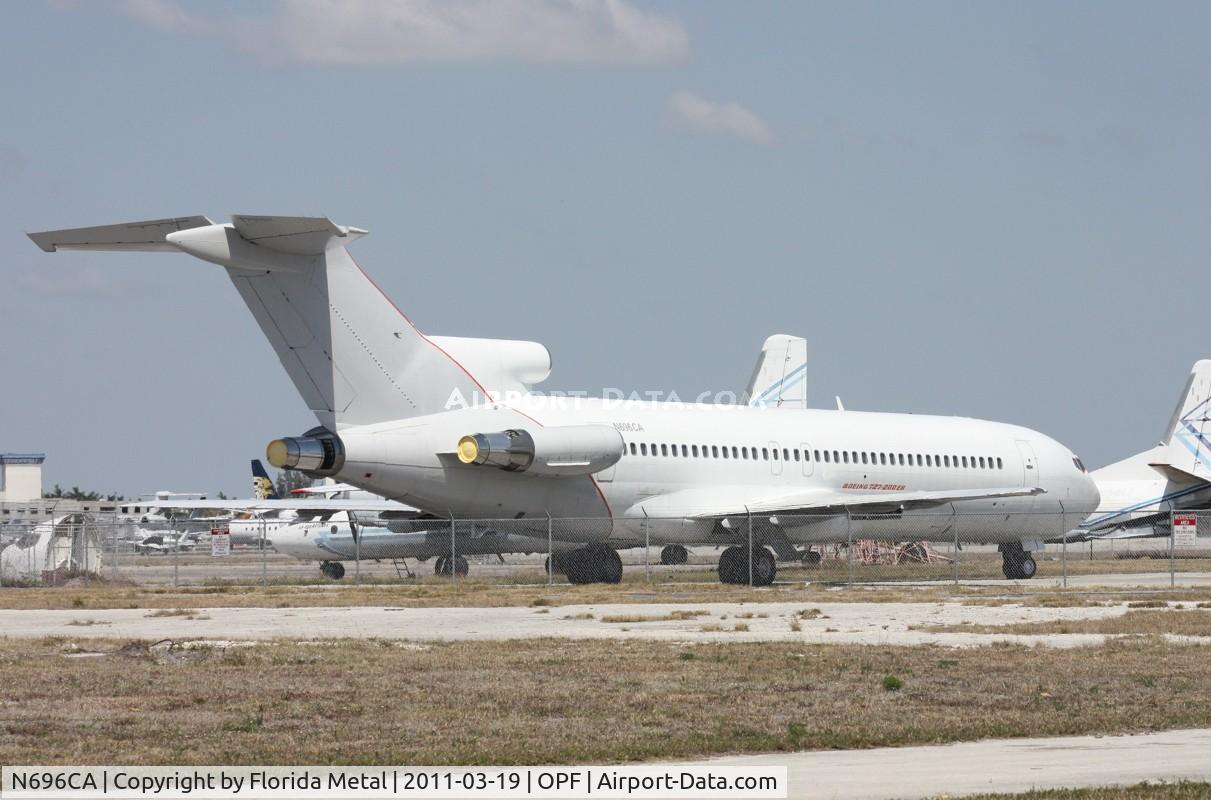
[1015,440,1039,488]
[801,443,814,477]
[769,442,783,476]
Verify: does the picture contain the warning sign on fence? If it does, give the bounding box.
[210,527,231,557]
[1173,514,1198,547]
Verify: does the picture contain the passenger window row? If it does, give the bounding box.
[623,442,1004,470]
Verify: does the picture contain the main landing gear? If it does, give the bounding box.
[435,555,470,577]
[717,545,777,586]
[660,544,689,565]
[1000,543,1038,580]
[551,543,623,584]
[320,561,345,580]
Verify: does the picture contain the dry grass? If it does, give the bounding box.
[4,579,1211,613]
[962,784,1211,799]
[915,609,1211,637]
[599,610,709,624]
[3,637,1210,766]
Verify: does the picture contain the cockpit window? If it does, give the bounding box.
[1073,456,1086,473]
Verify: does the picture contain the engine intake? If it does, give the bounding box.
[266,427,345,476]
[457,425,623,477]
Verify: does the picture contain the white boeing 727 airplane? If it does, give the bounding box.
[29,215,1099,583]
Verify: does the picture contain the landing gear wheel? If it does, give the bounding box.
[1000,546,1037,580]
[435,555,469,577]
[660,544,689,566]
[752,548,777,586]
[802,549,823,566]
[320,561,345,580]
[718,546,746,585]
[545,555,562,576]
[562,544,623,584]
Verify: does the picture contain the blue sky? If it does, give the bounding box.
[2,1,1209,497]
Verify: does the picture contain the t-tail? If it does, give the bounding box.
[251,459,280,500]
[29,215,552,474]
[1154,359,1211,482]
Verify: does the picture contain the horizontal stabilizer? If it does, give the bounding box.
[27,216,214,252]
[230,215,367,256]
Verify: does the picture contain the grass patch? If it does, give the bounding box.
[599,610,709,624]
[961,783,1211,799]
[3,637,1211,765]
[914,609,1211,637]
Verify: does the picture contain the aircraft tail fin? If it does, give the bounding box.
[30,215,487,431]
[251,460,280,500]
[1154,360,1211,481]
[742,334,807,409]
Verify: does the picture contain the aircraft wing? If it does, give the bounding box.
[636,485,1043,519]
[131,498,421,514]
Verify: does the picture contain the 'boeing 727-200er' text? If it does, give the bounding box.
[30,215,1099,583]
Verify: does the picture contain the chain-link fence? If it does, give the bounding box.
[2,509,1210,589]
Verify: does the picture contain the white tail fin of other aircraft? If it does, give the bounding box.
[28,216,551,431]
[1152,359,1211,482]
[742,334,807,409]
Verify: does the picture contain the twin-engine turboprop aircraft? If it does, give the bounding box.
[29,215,1100,583]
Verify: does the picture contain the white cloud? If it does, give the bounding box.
[664,91,774,146]
[120,0,207,34]
[116,0,688,64]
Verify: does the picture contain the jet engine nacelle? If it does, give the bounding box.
[456,425,623,477]
[266,427,345,477]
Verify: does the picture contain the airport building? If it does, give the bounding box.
[0,453,158,524]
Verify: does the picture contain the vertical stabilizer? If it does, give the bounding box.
[743,334,807,408]
[1159,360,1211,480]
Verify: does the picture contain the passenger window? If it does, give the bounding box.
[943,455,950,467]
[814,450,821,462]
[640,443,648,456]
[880,453,887,465]
[898,454,905,466]
[742,447,749,460]
[793,449,800,462]
[762,447,769,460]
[783,448,790,461]
[824,450,831,463]
[979,457,986,468]
[861,452,868,465]
[926,455,933,467]
[833,450,839,462]
[843,452,850,464]
[711,446,719,458]
[661,444,668,457]
[722,447,729,459]
[692,445,699,457]
[998,457,1004,469]
[682,445,688,457]
[962,456,968,468]
[629,443,637,455]
[732,446,739,459]
[772,448,779,461]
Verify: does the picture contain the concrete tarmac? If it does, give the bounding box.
[714,727,1211,799]
[0,599,1180,647]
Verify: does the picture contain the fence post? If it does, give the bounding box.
[547,512,553,587]
[171,515,179,588]
[643,510,651,584]
[1170,510,1176,589]
[1059,501,1067,590]
[261,515,268,587]
[746,507,753,588]
[846,509,853,587]
[449,513,457,586]
[952,505,959,586]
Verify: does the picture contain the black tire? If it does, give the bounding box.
[329,561,345,580]
[434,555,448,576]
[453,556,469,577]
[717,546,746,585]
[1019,554,1037,579]
[752,548,777,586]
[660,544,689,566]
[802,549,823,566]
